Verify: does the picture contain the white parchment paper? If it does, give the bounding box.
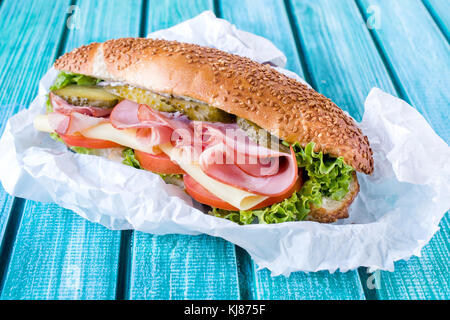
[0,11,449,275]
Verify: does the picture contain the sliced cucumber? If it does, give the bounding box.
[52,85,121,108]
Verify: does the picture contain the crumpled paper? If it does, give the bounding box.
[0,11,449,276]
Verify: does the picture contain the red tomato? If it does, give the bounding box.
[60,134,121,149]
[184,173,303,211]
[135,150,185,174]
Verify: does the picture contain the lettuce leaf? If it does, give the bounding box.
[50,72,100,91]
[211,142,354,225]
[293,142,354,201]
[122,148,142,169]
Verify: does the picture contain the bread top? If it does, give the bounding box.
[54,38,374,174]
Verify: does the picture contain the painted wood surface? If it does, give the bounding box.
[220,0,367,300]
[0,0,143,299]
[423,0,450,41]
[128,0,241,300]
[0,0,73,295]
[0,0,448,300]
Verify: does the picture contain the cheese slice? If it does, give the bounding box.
[81,123,156,154]
[160,144,268,210]
[34,114,54,133]
[34,115,267,210]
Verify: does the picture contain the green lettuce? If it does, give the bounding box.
[50,72,100,91]
[210,142,354,225]
[122,148,142,169]
[292,142,354,201]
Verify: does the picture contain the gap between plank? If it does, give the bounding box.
[421,0,450,43]
[139,0,149,38]
[55,0,78,57]
[283,0,318,90]
[212,0,221,18]
[354,0,409,103]
[115,230,133,300]
[114,0,149,300]
[0,198,26,296]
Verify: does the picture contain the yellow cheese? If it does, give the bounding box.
[81,123,156,154]
[34,115,156,154]
[33,114,53,133]
[160,144,268,210]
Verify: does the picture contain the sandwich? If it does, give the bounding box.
[33,38,373,224]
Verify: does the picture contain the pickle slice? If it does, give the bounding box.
[237,117,289,153]
[104,85,235,122]
[52,85,121,108]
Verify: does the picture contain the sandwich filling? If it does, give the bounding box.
[35,72,355,224]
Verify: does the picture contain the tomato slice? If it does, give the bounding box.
[60,134,121,149]
[184,172,303,211]
[135,149,185,174]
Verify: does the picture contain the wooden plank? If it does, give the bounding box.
[146,0,214,32]
[220,0,368,299]
[0,0,73,293]
[130,233,240,299]
[0,0,143,299]
[1,202,120,299]
[218,0,304,76]
[358,0,449,141]
[356,0,450,299]
[423,0,450,41]
[128,0,241,300]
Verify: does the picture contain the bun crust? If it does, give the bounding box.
[54,38,374,174]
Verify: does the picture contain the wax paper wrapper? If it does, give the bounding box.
[0,11,449,276]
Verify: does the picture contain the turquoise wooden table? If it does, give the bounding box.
[0,0,448,300]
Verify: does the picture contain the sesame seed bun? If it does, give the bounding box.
[54,38,373,174]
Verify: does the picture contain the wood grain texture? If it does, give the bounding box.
[369,215,450,299]
[220,0,366,300]
[423,0,450,41]
[1,202,120,299]
[128,0,241,300]
[0,0,143,299]
[358,0,449,142]
[255,268,365,300]
[130,233,240,299]
[290,0,396,120]
[356,0,450,299]
[219,0,304,76]
[146,0,214,33]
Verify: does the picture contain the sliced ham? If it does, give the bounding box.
[49,92,113,117]
[110,100,194,149]
[199,143,298,196]
[109,100,298,196]
[48,111,108,135]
